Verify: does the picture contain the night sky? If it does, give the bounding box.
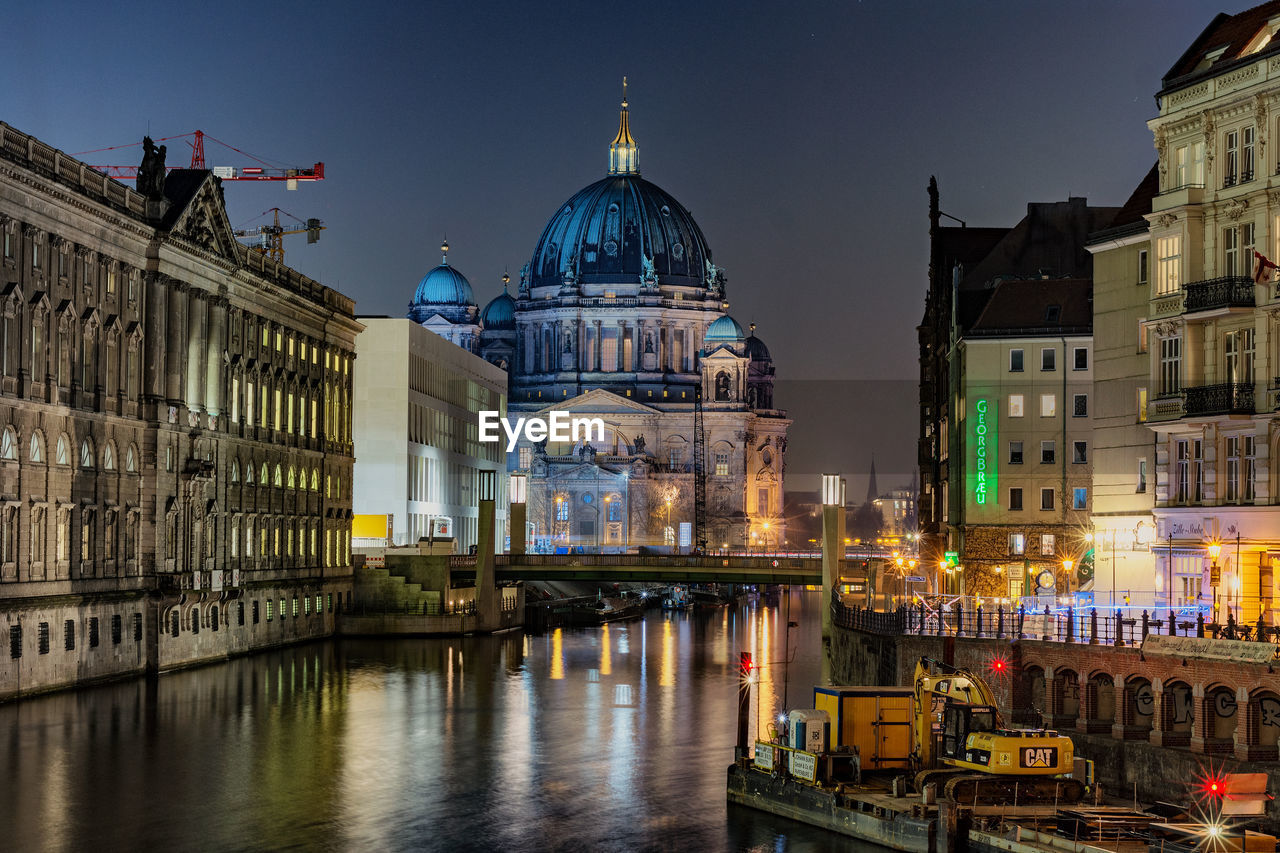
[6,1,1223,498]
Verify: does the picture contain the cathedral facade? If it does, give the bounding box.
[407,91,789,550]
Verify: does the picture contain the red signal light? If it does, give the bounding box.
[1198,771,1228,800]
[987,654,1010,675]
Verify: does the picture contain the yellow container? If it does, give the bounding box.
[813,685,913,770]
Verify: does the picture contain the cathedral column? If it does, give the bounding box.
[205,296,227,418]
[166,280,189,404]
[617,321,626,372]
[594,320,602,371]
[635,320,645,371]
[186,288,207,413]
[144,272,167,401]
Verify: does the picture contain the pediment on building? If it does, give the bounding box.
[164,173,239,261]
[701,345,744,362]
[544,460,627,480]
[537,387,661,416]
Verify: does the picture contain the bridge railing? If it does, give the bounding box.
[451,554,821,571]
[833,595,1280,646]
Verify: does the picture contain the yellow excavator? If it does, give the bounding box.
[911,658,1085,804]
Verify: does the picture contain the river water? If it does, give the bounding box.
[2,589,882,852]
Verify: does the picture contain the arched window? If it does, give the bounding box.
[55,434,69,466]
[260,461,268,483]
[311,468,320,491]
[29,432,43,463]
[80,438,94,468]
[230,459,239,483]
[246,461,255,485]
[102,441,116,471]
[273,464,282,487]
[287,466,295,489]
[0,427,16,461]
[125,443,138,473]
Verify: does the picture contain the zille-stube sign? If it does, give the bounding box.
[974,398,996,505]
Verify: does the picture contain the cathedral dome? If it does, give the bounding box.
[745,325,771,362]
[705,314,746,345]
[411,242,475,308]
[527,176,713,291]
[481,286,516,330]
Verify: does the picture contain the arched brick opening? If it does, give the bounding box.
[1015,665,1046,726]
[1045,668,1080,729]
[1238,688,1280,761]
[1114,675,1155,740]
[1192,684,1239,755]
[1151,679,1194,748]
[1078,672,1114,733]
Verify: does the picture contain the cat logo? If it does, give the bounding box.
[1020,747,1057,768]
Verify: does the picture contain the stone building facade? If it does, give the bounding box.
[0,122,360,699]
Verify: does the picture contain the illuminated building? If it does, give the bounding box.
[0,122,360,699]
[416,88,789,549]
[351,317,507,551]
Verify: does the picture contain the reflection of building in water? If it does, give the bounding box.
[408,89,791,550]
[352,317,507,551]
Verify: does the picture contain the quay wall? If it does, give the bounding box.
[832,620,1280,831]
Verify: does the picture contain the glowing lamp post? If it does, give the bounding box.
[1209,541,1222,623]
[1062,558,1074,597]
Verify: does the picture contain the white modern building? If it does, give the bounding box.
[352,318,507,552]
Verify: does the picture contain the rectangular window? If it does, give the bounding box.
[1175,144,1189,188]
[1009,349,1024,372]
[1073,394,1088,417]
[1137,387,1148,423]
[1073,347,1088,370]
[1138,458,1148,493]
[1040,534,1055,556]
[1244,125,1256,180]
[9,625,20,659]
[1073,441,1087,463]
[1225,328,1255,384]
[1138,249,1149,286]
[1042,441,1055,464]
[1072,488,1087,510]
[111,614,122,645]
[1009,487,1023,511]
[1041,348,1056,371]
[292,597,299,617]
[1156,235,1181,295]
[1159,337,1181,395]
[1008,394,1024,417]
[1225,129,1239,186]
[88,617,99,648]
[715,451,729,476]
[1175,439,1190,503]
[1009,533,1026,555]
[1040,394,1056,417]
[1008,441,1023,465]
[64,619,75,651]
[1193,438,1203,503]
[1226,435,1241,502]
[133,613,142,642]
[38,622,49,655]
[1040,488,1055,511]
[266,599,274,622]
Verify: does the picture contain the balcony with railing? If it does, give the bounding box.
[1182,276,1255,314]
[1151,182,1204,212]
[1183,382,1254,417]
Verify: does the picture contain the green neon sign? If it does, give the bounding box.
[974,398,996,505]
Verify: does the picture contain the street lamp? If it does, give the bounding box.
[1209,541,1222,623]
[1062,558,1074,598]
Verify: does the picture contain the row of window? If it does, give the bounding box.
[1007,440,1088,465]
[167,593,337,637]
[1008,346,1089,372]
[1004,393,1088,418]
[1,219,140,300]
[1153,223,1262,297]
[1165,121,1267,192]
[228,374,351,444]
[1155,328,1254,396]
[9,612,142,658]
[1170,435,1258,506]
[0,426,139,471]
[1008,532,1066,557]
[0,505,139,567]
[1005,486,1088,513]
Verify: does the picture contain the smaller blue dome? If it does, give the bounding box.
[413,263,475,307]
[481,290,516,330]
[705,315,746,344]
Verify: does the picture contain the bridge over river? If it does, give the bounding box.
[446,553,834,585]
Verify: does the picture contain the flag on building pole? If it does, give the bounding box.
[1253,250,1279,284]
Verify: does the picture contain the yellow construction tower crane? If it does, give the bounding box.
[233,208,325,265]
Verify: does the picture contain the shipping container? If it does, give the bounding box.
[813,685,913,770]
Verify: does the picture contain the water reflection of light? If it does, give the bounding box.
[601,623,612,676]
[550,628,564,680]
[659,619,675,687]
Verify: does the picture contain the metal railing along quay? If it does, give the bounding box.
[832,595,1280,647]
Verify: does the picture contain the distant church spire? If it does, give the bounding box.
[609,77,639,176]
[866,456,879,504]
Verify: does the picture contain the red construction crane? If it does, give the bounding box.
[76,131,324,189]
